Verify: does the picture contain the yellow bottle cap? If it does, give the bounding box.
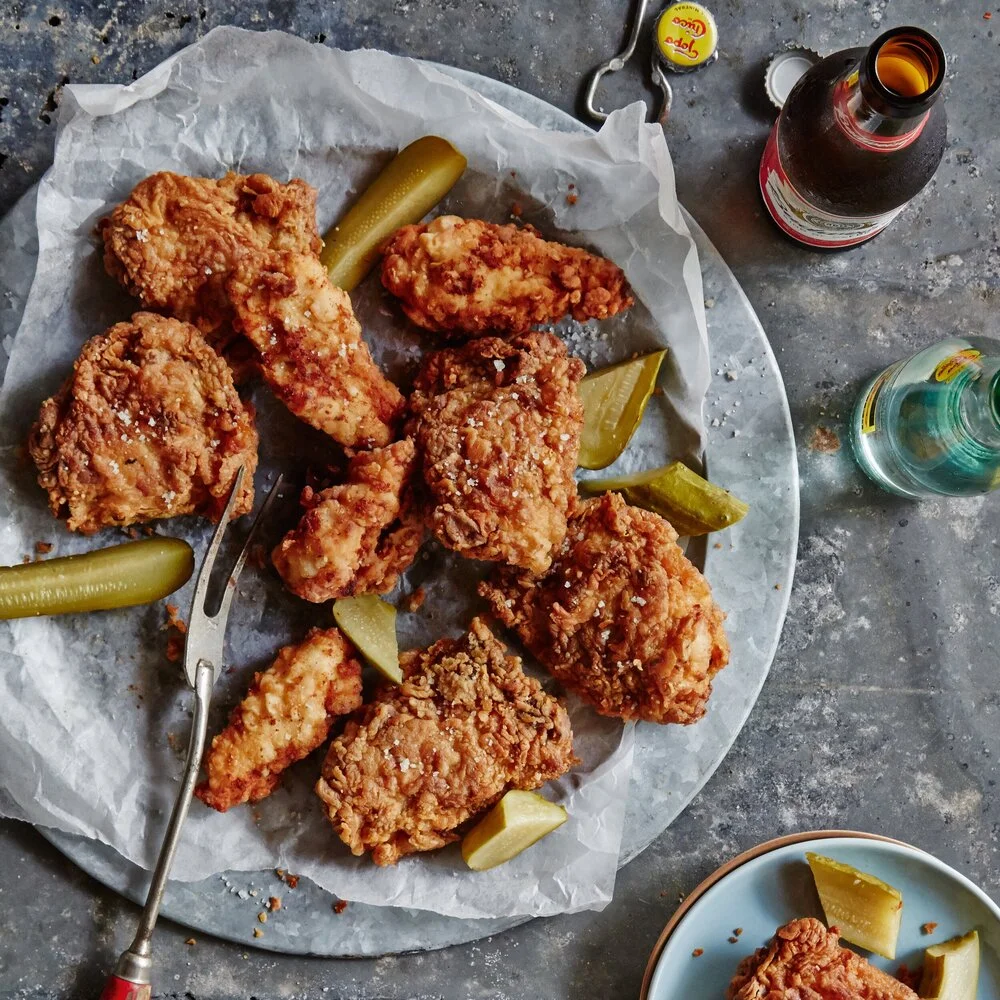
[655,2,719,72]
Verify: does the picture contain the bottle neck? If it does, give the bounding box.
[959,358,1000,450]
[832,26,945,151]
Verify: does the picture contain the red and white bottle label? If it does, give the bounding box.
[758,126,906,248]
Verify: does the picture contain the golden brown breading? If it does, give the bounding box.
[28,312,257,533]
[480,492,729,725]
[227,250,404,449]
[315,617,576,866]
[727,918,918,1000]
[196,628,363,813]
[99,171,322,354]
[408,331,585,574]
[272,439,424,603]
[381,215,633,337]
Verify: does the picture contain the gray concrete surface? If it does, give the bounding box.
[1,1,998,997]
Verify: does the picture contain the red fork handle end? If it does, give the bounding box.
[99,975,151,1000]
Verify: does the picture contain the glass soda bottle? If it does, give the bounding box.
[850,337,1000,498]
[759,25,947,250]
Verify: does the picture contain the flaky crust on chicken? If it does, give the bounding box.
[196,628,363,812]
[727,918,918,1000]
[315,617,576,866]
[480,492,729,725]
[408,331,585,574]
[227,250,404,448]
[28,312,257,533]
[100,171,322,354]
[272,439,424,603]
[381,215,633,338]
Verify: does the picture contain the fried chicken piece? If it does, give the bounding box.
[727,918,918,1000]
[272,439,424,602]
[196,628,363,812]
[99,171,322,354]
[381,215,633,338]
[315,617,576,865]
[28,312,257,533]
[408,331,585,574]
[480,492,729,725]
[227,250,404,448]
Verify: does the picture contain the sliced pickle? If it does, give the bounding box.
[0,537,194,620]
[320,135,467,291]
[919,930,980,1000]
[806,852,903,959]
[461,790,567,872]
[332,595,402,684]
[578,350,667,470]
[581,460,748,536]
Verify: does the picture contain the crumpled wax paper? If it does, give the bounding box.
[0,27,710,919]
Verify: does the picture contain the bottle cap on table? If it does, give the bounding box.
[654,2,719,73]
[765,48,821,109]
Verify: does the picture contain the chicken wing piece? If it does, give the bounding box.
[727,918,918,1000]
[227,250,404,449]
[100,171,322,354]
[480,492,729,725]
[381,215,633,338]
[408,331,585,574]
[315,617,576,866]
[196,628,363,812]
[272,439,424,603]
[29,312,257,534]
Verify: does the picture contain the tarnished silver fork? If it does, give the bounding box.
[99,468,284,1000]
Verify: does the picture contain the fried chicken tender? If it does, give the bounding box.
[29,312,257,533]
[196,628,363,812]
[727,918,918,1000]
[315,617,576,866]
[227,250,404,448]
[408,331,585,574]
[99,171,322,353]
[272,439,424,602]
[480,492,729,725]
[381,215,633,337]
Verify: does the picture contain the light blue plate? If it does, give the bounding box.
[647,835,1000,999]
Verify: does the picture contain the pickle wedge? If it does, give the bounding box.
[320,135,467,291]
[578,350,667,470]
[581,460,748,536]
[920,930,980,1000]
[461,790,567,872]
[806,852,903,959]
[332,595,402,684]
[0,537,194,620]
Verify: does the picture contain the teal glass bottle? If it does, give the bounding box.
[850,336,1000,498]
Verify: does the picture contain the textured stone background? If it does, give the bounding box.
[1,1,998,997]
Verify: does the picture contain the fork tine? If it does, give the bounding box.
[213,473,287,626]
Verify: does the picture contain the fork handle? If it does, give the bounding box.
[98,975,151,1000]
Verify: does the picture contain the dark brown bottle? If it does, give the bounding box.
[759,26,947,250]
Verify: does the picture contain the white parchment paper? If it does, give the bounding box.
[0,28,710,919]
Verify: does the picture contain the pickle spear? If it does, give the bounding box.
[919,930,980,1000]
[578,350,667,470]
[581,460,748,536]
[0,537,194,620]
[806,852,903,959]
[462,790,567,871]
[320,135,467,292]
[332,595,402,684]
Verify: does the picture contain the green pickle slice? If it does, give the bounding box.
[320,135,467,292]
[461,790,567,872]
[0,537,194,620]
[333,595,403,684]
[578,350,667,470]
[920,930,980,1000]
[581,460,748,536]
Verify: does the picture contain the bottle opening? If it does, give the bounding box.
[862,26,946,114]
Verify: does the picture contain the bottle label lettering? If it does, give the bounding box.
[934,349,982,383]
[759,126,907,248]
[860,371,890,434]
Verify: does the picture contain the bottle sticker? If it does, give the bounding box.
[832,79,928,153]
[860,370,890,434]
[759,126,906,248]
[933,349,982,383]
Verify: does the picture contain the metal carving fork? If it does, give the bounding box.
[99,468,283,1000]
